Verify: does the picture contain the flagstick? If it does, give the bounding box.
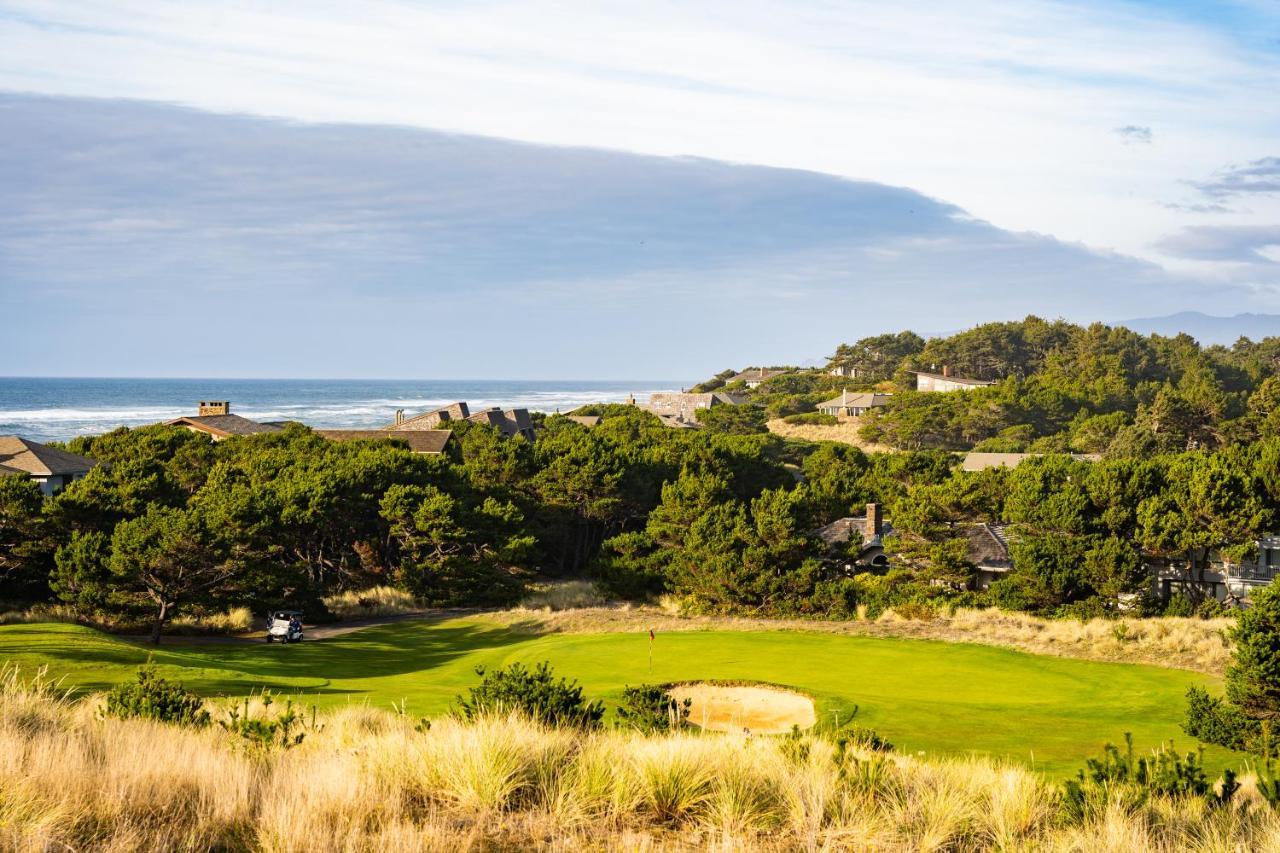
[648,629,653,674]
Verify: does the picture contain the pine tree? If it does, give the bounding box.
[1226,582,1280,720]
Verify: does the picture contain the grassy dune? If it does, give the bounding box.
[0,618,1238,777]
[0,667,1274,852]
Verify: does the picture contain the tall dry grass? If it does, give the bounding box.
[1,665,1277,851]
[321,586,421,620]
[517,579,607,611]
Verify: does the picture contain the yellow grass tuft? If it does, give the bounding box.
[2,672,1277,850]
[322,586,421,620]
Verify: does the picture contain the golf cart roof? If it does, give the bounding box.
[271,609,303,616]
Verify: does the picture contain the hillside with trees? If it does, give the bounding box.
[693,317,1280,453]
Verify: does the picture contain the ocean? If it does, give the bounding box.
[0,377,688,443]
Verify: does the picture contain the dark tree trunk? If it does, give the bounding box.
[150,601,169,645]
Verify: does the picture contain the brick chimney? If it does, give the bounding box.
[198,401,230,416]
[865,503,882,539]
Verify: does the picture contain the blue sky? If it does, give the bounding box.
[0,1,1278,378]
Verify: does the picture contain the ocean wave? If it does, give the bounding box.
[0,384,681,442]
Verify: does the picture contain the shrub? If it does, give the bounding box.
[617,684,691,733]
[841,724,894,753]
[1061,732,1232,820]
[218,692,317,754]
[455,662,604,729]
[103,665,209,727]
[1227,582,1280,721]
[1183,686,1260,752]
[782,412,838,426]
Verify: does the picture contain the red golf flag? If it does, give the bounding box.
[649,629,655,641]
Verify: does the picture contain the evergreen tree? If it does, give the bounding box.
[1226,581,1280,721]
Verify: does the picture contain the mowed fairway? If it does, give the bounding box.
[0,619,1236,777]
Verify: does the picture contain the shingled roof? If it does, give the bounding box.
[166,414,284,438]
[315,430,453,455]
[0,436,98,477]
[728,367,789,384]
[964,523,1012,568]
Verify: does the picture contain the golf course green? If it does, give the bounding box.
[0,618,1237,777]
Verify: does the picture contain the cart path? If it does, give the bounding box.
[125,608,486,646]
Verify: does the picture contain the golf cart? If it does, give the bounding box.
[266,610,304,644]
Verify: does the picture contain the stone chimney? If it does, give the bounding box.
[198,401,230,416]
[865,503,882,539]
[942,365,951,378]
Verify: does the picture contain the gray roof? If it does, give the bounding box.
[964,523,1012,568]
[812,516,894,547]
[0,436,98,477]
[655,414,700,428]
[386,402,470,431]
[315,430,453,454]
[817,392,893,409]
[961,452,1102,472]
[166,414,284,438]
[564,415,602,427]
[729,367,789,383]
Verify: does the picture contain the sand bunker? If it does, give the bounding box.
[668,683,815,735]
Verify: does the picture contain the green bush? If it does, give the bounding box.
[455,661,605,729]
[103,665,209,726]
[782,412,838,426]
[1061,733,1233,821]
[1183,686,1261,753]
[218,692,317,753]
[616,684,691,733]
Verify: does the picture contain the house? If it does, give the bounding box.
[314,429,454,456]
[965,523,1014,590]
[961,452,1102,472]
[655,414,700,429]
[644,392,746,425]
[0,435,98,495]
[817,390,892,419]
[386,402,470,431]
[1149,538,1280,606]
[465,407,536,439]
[388,402,535,439]
[165,402,284,440]
[564,415,602,427]
[828,364,863,379]
[813,503,891,568]
[727,367,789,389]
[912,368,997,393]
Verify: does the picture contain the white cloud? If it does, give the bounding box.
[0,0,1278,280]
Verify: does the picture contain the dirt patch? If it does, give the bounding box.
[669,683,815,734]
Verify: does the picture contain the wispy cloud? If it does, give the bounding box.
[1190,156,1280,198]
[1114,125,1153,144]
[1156,225,1280,264]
